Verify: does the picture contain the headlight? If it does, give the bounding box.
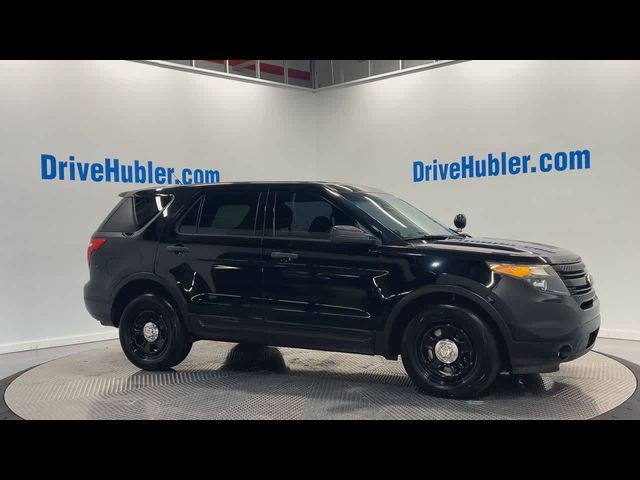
[487,263,569,295]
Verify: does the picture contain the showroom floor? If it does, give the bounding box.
[5,341,637,420]
[0,340,117,379]
[1,337,638,380]
[2,337,639,420]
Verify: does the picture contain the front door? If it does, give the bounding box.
[156,186,266,342]
[261,186,387,354]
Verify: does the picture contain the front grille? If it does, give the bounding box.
[551,261,595,305]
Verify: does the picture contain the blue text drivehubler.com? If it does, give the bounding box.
[413,149,591,183]
[40,153,221,185]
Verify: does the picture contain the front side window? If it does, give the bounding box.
[179,191,260,236]
[343,192,454,240]
[273,191,356,240]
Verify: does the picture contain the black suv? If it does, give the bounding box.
[84,182,600,398]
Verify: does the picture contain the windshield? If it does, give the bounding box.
[344,192,455,240]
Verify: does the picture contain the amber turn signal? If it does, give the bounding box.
[488,263,552,278]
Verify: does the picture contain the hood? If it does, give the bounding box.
[433,236,581,265]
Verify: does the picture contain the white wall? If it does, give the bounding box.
[315,60,640,340]
[0,60,317,353]
[1,60,638,353]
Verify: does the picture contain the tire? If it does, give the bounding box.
[400,304,500,399]
[119,293,192,371]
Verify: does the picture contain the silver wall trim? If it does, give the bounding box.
[135,60,314,92]
[313,60,468,92]
[132,60,466,93]
[330,59,335,85]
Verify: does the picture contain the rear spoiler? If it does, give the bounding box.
[118,188,165,197]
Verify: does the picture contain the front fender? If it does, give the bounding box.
[375,283,514,356]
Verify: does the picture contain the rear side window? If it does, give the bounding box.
[100,195,171,233]
[178,197,202,234]
[178,191,260,236]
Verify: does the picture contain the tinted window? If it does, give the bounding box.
[101,195,171,233]
[101,198,135,232]
[177,197,203,234]
[134,195,171,226]
[181,191,260,235]
[273,191,356,239]
[344,192,453,240]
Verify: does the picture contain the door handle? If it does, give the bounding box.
[166,244,190,254]
[270,251,299,262]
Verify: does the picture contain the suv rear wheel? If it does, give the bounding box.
[119,293,192,370]
[400,304,500,399]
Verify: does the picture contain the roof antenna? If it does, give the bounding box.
[170,170,182,185]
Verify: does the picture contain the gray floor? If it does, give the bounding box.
[594,337,640,365]
[5,342,636,420]
[1,336,639,381]
[0,341,116,380]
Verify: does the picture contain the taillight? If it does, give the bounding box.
[87,237,106,266]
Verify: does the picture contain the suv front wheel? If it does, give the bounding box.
[119,293,192,370]
[401,304,500,399]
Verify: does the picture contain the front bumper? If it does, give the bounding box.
[490,276,601,374]
[509,314,600,374]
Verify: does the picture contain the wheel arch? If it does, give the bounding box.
[377,286,513,370]
[110,273,187,328]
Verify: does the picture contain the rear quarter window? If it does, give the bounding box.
[100,195,171,233]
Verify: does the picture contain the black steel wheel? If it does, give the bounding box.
[419,324,476,382]
[401,304,500,399]
[119,293,192,370]
[128,309,169,359]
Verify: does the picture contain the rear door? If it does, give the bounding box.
[155,185,267,342]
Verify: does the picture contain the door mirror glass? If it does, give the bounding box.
[330,225,380,245]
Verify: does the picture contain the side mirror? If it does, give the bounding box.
[330,225,380,246]
[454,213,467,231]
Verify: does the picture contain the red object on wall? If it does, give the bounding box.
[204,60,310,81]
